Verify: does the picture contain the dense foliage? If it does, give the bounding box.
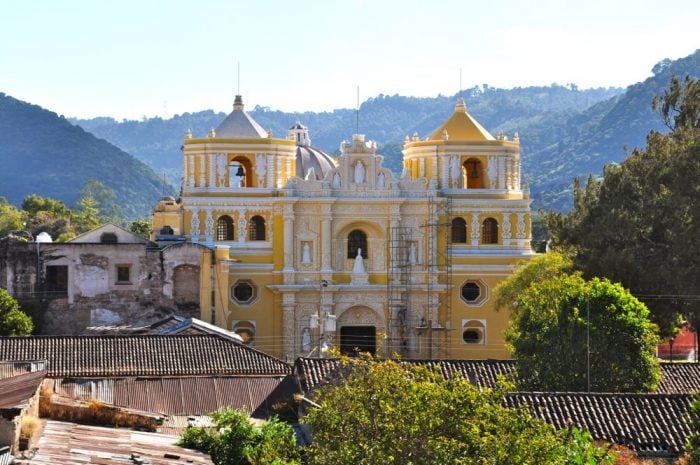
[546,75,700,337]
[0,288,33,336]
[178,408,300,465]
[0,93,174,218]
[0,185,150,240]
[496,253,660,392]
[302,356,614,465]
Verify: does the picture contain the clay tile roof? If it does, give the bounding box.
[505,392,693,456]
[0,335,292,377]
[295,359,700,395]
[658,362,700,393]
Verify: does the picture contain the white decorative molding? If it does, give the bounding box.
[256,153,267,187]
[516,212,526,239]
[488,155,498,189]
[470,214,480,245]
[190,208,200,238]
[502,213,512,241]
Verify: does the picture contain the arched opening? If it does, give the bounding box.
[248,215,266,241]
[451,218,467,243]
[232,320,256,345]
[229,157,253,188]
[340,326,376,356]
[463,158,483,189]
[482,218,499,244]
[216,215,234,241]
[347,229,368,259]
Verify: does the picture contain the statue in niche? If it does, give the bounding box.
[354,161,365,184]
[352,248,366,274]
[301,242,312,264]
[302,328,311,352]
[332,172,341,188]
[409,242,417,264]
[377,171,386,188]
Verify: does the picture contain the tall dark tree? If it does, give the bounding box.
[547,76,700,337]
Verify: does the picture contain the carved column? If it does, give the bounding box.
[190,208,200,242]
[321,204,332,274]
[283,204,295,274]
[238,208,247,244]
[188,155,195,187]
[209,154,216,187]
[198,154,206,187]
[499,157,506,192]
[502,213,512,246]
[470,213,480,246]
[204,209,214,245]
[282,293,296,361]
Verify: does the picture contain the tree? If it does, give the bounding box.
[178,408,300,465]
[494,252,574,313]
[504,272,660,392]
[74,180,122,233]
[546,75,700,337]
[302,356,614,465]
[21,194,73,239]
[0,288,33,336]
[0,197,23,237]
[686,396,700,464]
[129,219,152,239]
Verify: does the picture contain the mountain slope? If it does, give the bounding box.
[73,85,619,196]
[527,50,700,209]
[0,93,174,218]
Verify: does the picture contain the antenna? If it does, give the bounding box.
[161,170,167,197]
[237,62,240,95]
[356,85,360,134]
[459,68,463,98]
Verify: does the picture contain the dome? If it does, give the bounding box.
[214,95,268,139]
[296,145,335,180]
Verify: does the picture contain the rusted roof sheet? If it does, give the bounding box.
[0,369,45,409]
[505,392,693,456]
[0,335,292,377]
[26,420,213,464]
[53,375,297,418]
[295,358,700,394]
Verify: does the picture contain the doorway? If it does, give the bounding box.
[340,326,376,356]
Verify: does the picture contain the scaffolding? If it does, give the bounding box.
[424,195,453,358]
[386,226,412,357]
[386,195,453,359]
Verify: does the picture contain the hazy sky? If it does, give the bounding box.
[2,0,698,120]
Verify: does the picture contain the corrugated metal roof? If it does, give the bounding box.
[0,334,291,377]
[53,375,297,418]
[0,370,45,409]
[25,420,213,464]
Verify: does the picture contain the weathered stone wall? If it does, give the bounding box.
[0,238,206,334]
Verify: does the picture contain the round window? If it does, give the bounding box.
[461,282,480,302]
[231,280,257,305]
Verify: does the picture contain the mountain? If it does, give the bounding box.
[527,50,700,210]
[73,85,619,201]
[70,49,700,211]
[0,93,174,219]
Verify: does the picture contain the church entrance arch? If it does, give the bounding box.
[337,305,383,356]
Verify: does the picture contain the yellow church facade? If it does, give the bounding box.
[152,95,534,361]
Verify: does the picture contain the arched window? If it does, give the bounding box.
[463,158,483,189]
[482,218,498,244]
[216,215,234,241]
[347,229,368,259]
[249,215,266,241]
[229,157,253,188]
[451,218,467,243]
[160,225,174,235]
[462,320,486,344]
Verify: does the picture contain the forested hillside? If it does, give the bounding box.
[71,49,700,211]
[73,86,620,209]
[0,93,173,218]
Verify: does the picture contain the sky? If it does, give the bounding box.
[2,0,699,120]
